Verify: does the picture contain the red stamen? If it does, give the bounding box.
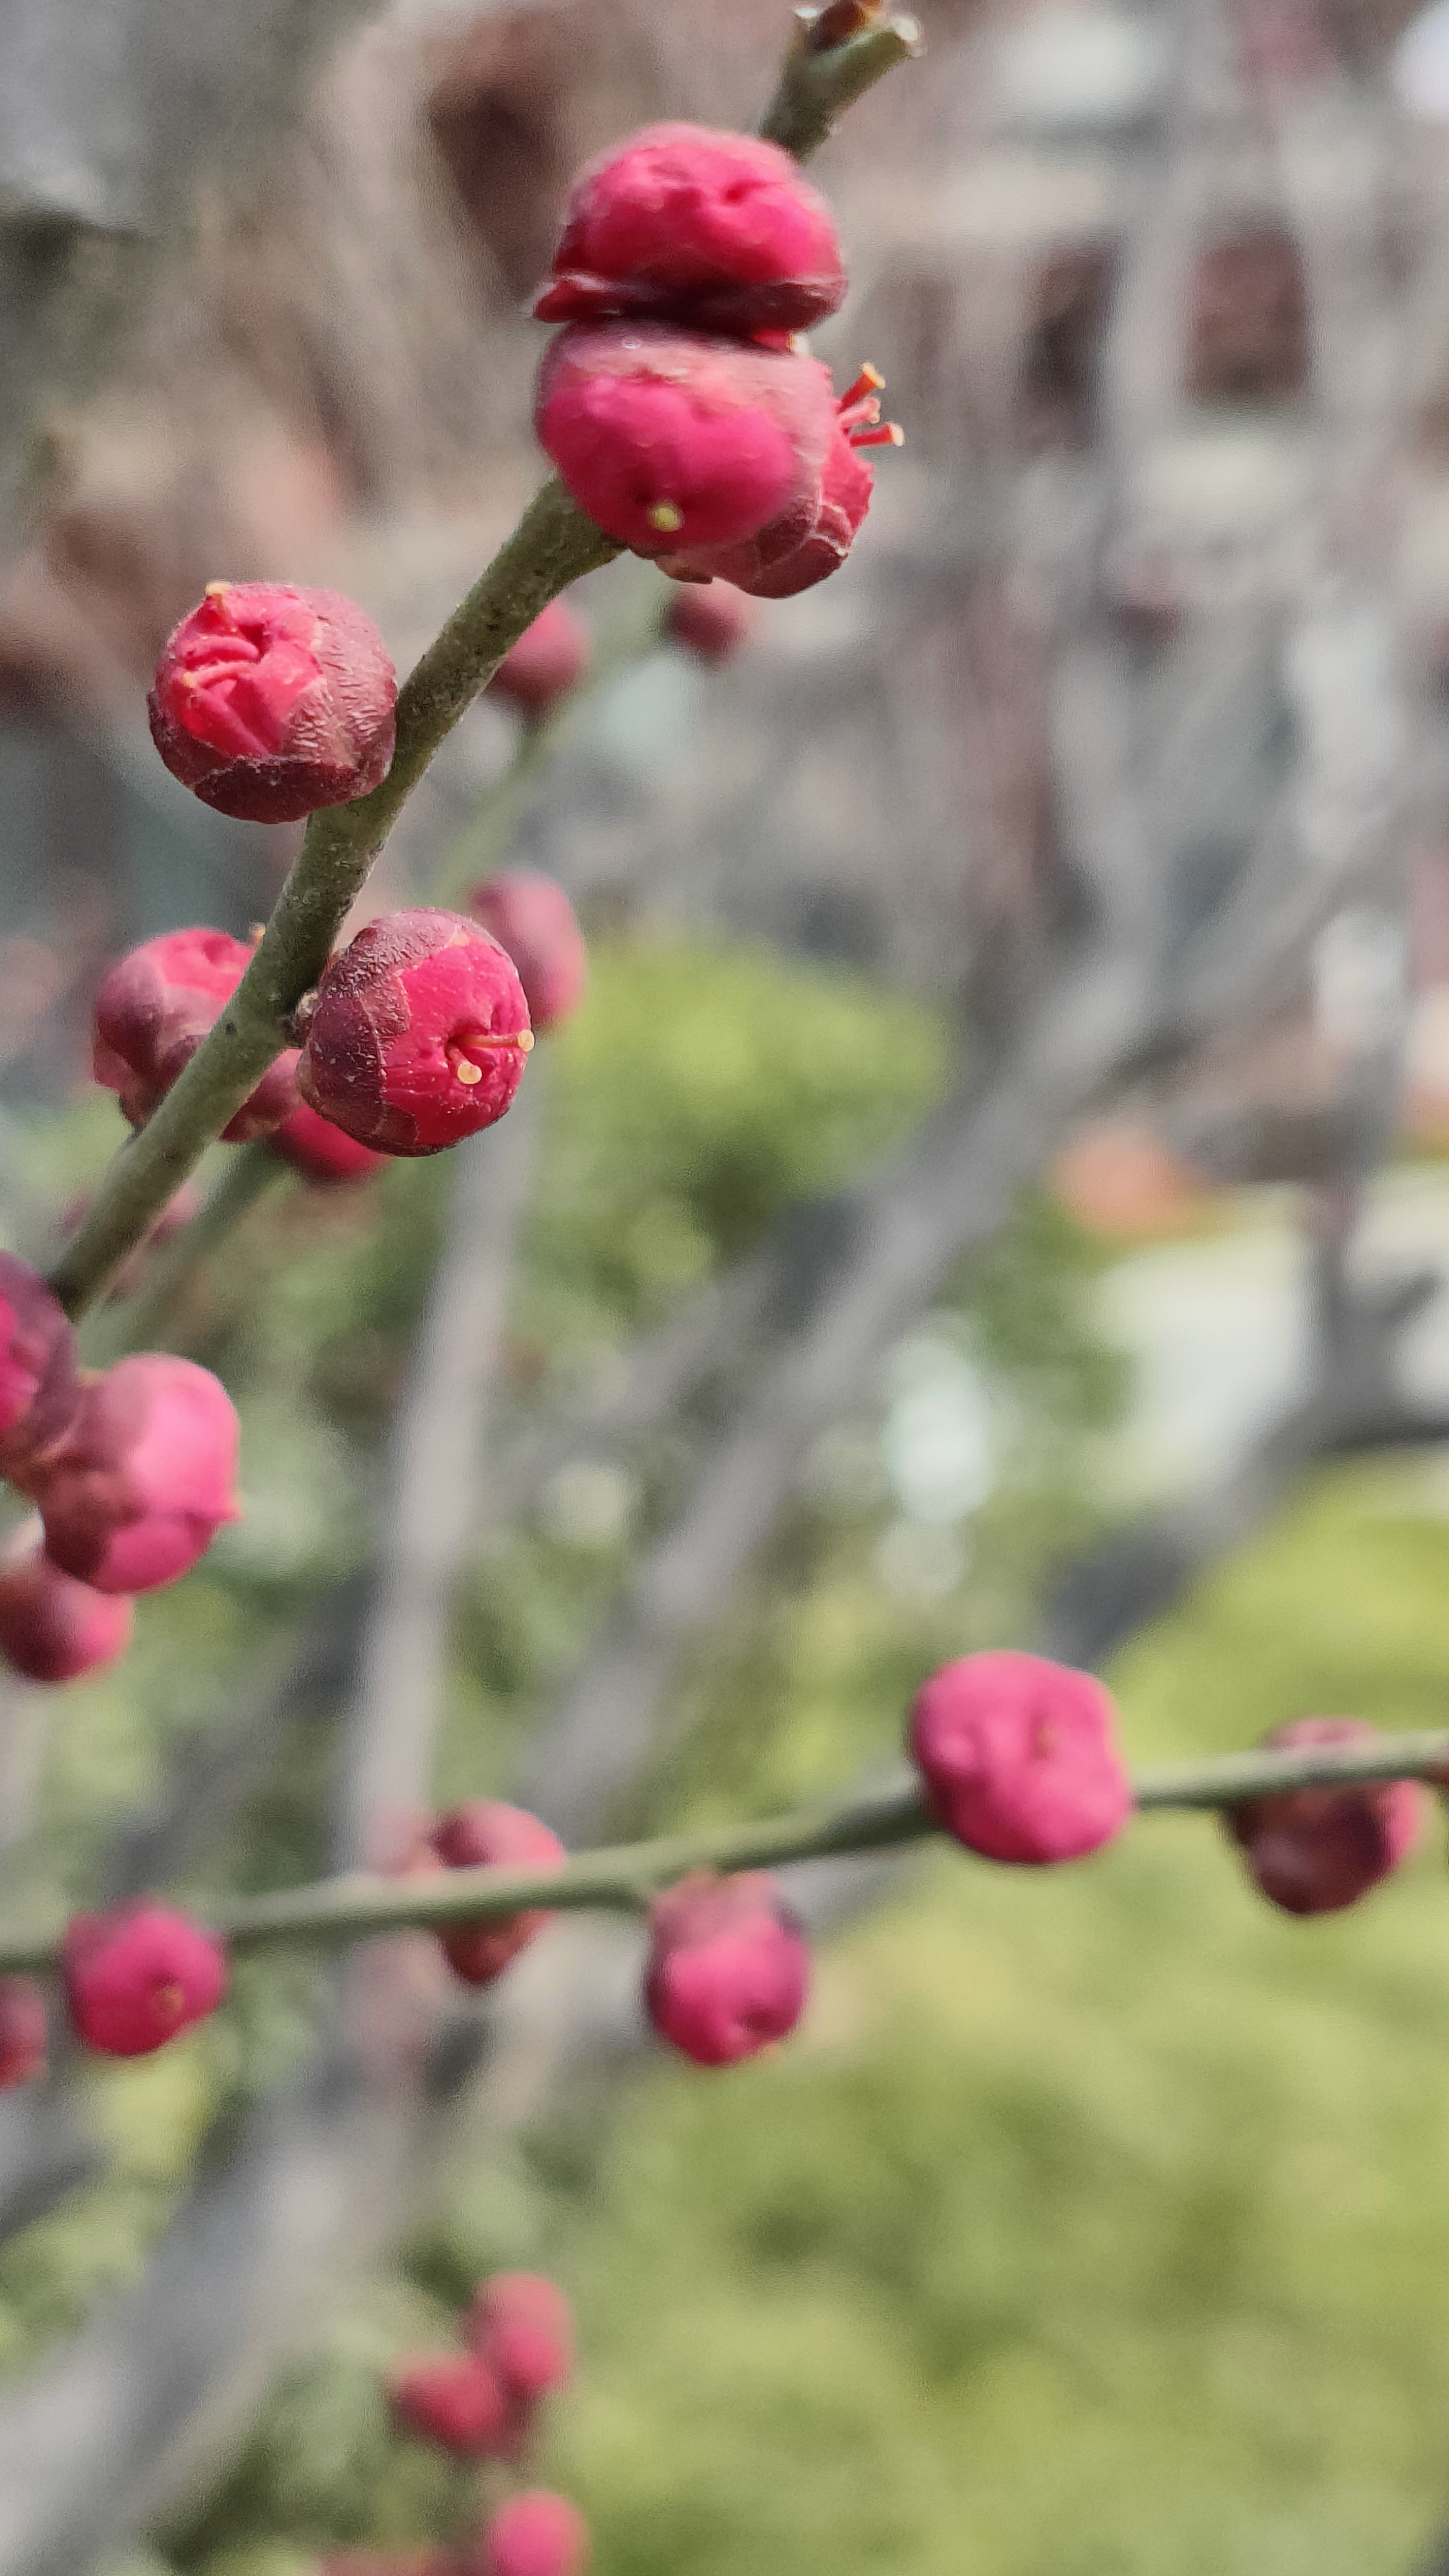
[838,363,886,411]
[847,421,904,449]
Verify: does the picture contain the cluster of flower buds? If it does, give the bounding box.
[0,1253,240,1690]
[386,2272,586,2573]
[0,1898,230,2087]
[532,123,900,599]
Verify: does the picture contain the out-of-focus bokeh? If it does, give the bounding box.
[8,1,1449,2572]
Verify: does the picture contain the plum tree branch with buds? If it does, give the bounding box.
[44,7,919,1325]
[0,1727,1443,1975]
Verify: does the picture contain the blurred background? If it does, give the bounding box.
[9,0,1449,2568]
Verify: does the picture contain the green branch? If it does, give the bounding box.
[760,3,923,158]
[1,1731,1444,1976]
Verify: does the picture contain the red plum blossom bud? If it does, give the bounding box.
[0,1979,47,2089]
[465,2272,574,2402]
[663,579,757,660]
[477,2491,591,2576]
[92,927,300,1142]
[148,581,396,823]
[645,1870,808,2065]
[910,1650,1132,1864]
[488,600,592,719]
[535,325,836,557]
[389,2353,516,2458]
[465,873,587,1034]
[296,909,533,1157]
[269,1101,390,1185]
[1226,1716,1423,1914]
[534,120,843,335]
[429,1799,566,1986]
[659,365,899,598]
[0,1253,77,1480]
[62,1901,227,2056]
[36,1353,241,1595]
[0,1541,133,1682]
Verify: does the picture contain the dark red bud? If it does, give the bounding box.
[645,1870,809,2065]
[1228,1717,1423,1914]
[464,873,587,1034]
[148,582,396,823]
[295,909,533,1158]
[429,1799,566,1986]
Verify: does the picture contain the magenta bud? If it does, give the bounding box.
[296,908,533,1157]
[0,1253,77,1483]
[488,600,592,719]
[148,581,396,823]
[269,1101,390,1185]
[534,121,844,335]
[429,1799,567,1987]
[35,1353,241,1596]
[388,2352,518,2459]
[0,1978,47,2089]
[476,2490,591,2576]
[92,926,300,1141]
[0,1541,133,1682]
[658,363,896,597]
[465,872,587,1034]
[465,2271,574,2401]
[62,1901,226,2056]
[663,579,757,660]
[535,324,837,558]
[909,1649,1132,1864]
[1227,1716,1423,1914]
[645,1869,809,2066]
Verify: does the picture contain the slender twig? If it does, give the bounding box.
[760,4,924,157]
[0,1731,1443,1974]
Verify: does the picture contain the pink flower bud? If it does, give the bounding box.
[1226,1716,1423,1914]
[269,1101,390,1185]
[36,1353,241,1595]
[658,365,897,597]
[909,1650,1132,1865]
[148,581,396,823]
[295,909,533,1157]
[645,1870,808,2066]
[429,1799,566,1987]
[465,873,587,1034]
[465,2272,574,2402]
[389,2353,516,2458]
[92,927,301,1142]
[0,1978,47,2088]
[535,324,836,558]
[534,120,844,336]
[62,1901,226,2056]
[663,579,757,660]
[477,2491,590,2576]
[488,600,592,719]
[0,1541,133,1682]
[0,1253,77,1479]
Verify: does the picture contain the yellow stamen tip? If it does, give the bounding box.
[647,501,685,533]
[204,580,231,597]
[455,1059,484,1086]
[861,362,886,390]
[519,1030,536,1054]
[887,424,905,446]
